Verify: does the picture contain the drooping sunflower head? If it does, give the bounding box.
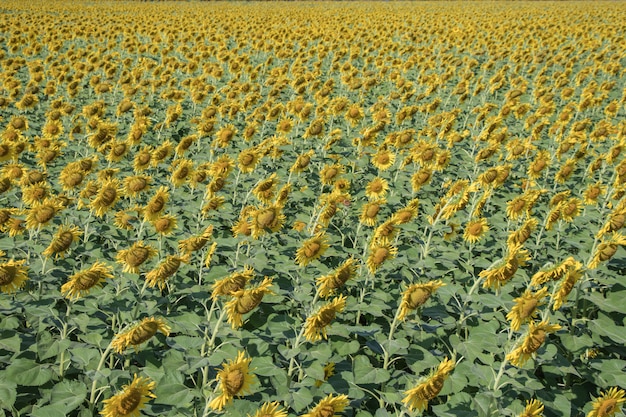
[304,295,347,342]
[226,276,274,328]
[43,224,82,259]
[398,280,446,321]
[586,387,625,417]
[0,259,29,294]
[144,254,190,290]
[208,351,255,411]
[366,240,397,274]
[506,287,549,331]
[317,258,358,298]
[295,232,329,267]
[100,374,156,417]
[463,218,489,244]
[116,241,158,274]
[301,393,349,417]
[211,266,255,299]
[61,261,113,300]
[111,317,171,353]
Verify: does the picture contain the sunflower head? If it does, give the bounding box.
[209,351,255,411]
[100,375,156,417]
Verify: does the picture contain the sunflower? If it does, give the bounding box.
[250,204,285,239]
[506,319,561,367]
[25,199,63,230]
[506,287,549,331]
[586,387,626,417]
[21,181,51,207]
[226,276,274,328]
[365,177,389,200]
[597,209,626,238]
[291,150,315,174]
[530,257,581,286]
[237,147,262,174]
[372,219,398,244]
[142,186,169,222]
[123,175,151,198]
[151,214,177,236]
[403,357,455,412]
[113,210,137,231]
[90,179,122,217]
[61,261,113,300]
[301,394,349,417]
[316,258,358,298]
[111,317,171,353]
[366,240,397,274]
[480,244,530,290]
[178,225,214,255]
[116,241,158,274]
[253,173,279,204]
[295,232,329,267]
[209,351,255,411]
[303,118,325,139]
[144,254,190,290]
[214,124,237,148]
[249,402,288,417]
[583,183,606,206]
[0,258,29,294]
[588,234,625,269]
[552,264,584,311]
[133,146,153,172]
[371,148,396,171]
[345,103,364,126]
[100,374,156,417]
[391,199,419,224]
[42,225,82,259]
[304,294,347,342]
[151,140,174,166]
[398,280,446,321]
[360,199,385,227]
[319,164,344,186]
[518,399,544,417]
[463,218,489,244]
[507,217,539,246]
[169,159,193,188]
[212,266,255,299]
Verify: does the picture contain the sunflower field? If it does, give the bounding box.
[1,1,626,416]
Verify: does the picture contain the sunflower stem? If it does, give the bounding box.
[88,341,115,411]
[207,305,227,349]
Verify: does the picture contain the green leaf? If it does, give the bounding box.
[589,312,626,344]
[154,383,196,406]
[353,355,390,384]
[0,330,21,353]
[4,358,54,386]
[49,380,88,413]
[0,381,16,410]
[290,387,313,412]
[30,404,67,417]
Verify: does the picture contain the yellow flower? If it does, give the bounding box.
[90,179,121,218]
[0,259,29,294]
[371,148,396,171]
[144,254,190,290]
[43,225,82,259]
[100,374,156,417]
[291,150,315,174]
[178,225,214,255]
[586,387,626,417]
[359,198,385,227]
[403,357,455,412]
[296,232,329,266]
[552,264,584,310]
[391,199,419,224]
[209,351,255,411]
[300,394,349,417]
[212,266,255,299]
[111,317,171,353]
[518,399,544,417]
[116,241,158,274]
[253,173,279,204]
[372,219,398,245]
[237,147,262,173]
[316,258,358,298]
[113,210,137,231]
[506,287,549,331]
[319,163,344,186]
[123,175,151,198]
[25,199,63,230]
[480,244,530,290]
[61,261,113,300]
[366,240,397,274]
[463,218,489,244]
[506,319,561,367]
[142,186,169,222]
[530,257,580,286]
[304,295,347,342]
[507,218,539,247]
[398,280,446,321]
[225,277,274,328]
[249,402,288,417]
[365,177,389,200]
[151,214,177,236]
